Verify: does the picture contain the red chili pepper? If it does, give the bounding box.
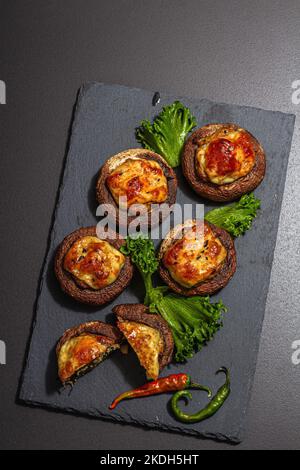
[109,373,212,410]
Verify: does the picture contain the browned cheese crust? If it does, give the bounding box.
[56,321,122,384]
[113,303,174,370]
[54,226,133,306]
[96,149,177,227]
[56,321,122,357]
[182,123,266,202]
[158,221,236,296]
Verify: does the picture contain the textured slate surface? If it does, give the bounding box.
[19,83,295,443]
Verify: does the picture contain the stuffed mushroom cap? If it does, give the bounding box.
[113,304,174,380]
[54,226,133,306]
[56,321,122,385]
[182,123,266,202]
[96,149,177,227]
[158,219,236,296]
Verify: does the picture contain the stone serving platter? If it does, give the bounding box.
[19,83,295,443]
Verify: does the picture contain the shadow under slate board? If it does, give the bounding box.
[19,83,295,443]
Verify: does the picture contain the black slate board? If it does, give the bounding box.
[19,83,295,443]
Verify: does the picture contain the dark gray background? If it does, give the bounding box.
[0,0,299,450]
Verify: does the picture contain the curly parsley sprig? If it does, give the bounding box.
[205,193,261,237]
[136,101,197,168]
[121,237,226,362]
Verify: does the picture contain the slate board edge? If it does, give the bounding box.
[18,82,296,445]
[84,80,297,120]
[18,84,89,400]
[234,104,295,442]
[18,396,241,445]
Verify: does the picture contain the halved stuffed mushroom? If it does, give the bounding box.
[96,149,177,227]
[182,123,266,202]
[113,304,174,380]
[54,226,133,306]
[158,220,236,296]
[57,321,122,385]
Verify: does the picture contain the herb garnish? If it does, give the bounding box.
[121,236,226,362]
[205,193,261,237]
[136,101,197,168]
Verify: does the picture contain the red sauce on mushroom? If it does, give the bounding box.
[72,244,110,283]
[205,132,254,178]
[206,138,240,176]
[236,132,254,159]
[126,176,143,201]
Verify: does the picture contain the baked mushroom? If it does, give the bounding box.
[113,304,174,380]
[56,321,122,386]
[158,219,236,296]
[96,149,177,227]
[54,226,133,306]
[182,123,266,202]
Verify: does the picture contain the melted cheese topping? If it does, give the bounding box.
[106,158,168,208]
[163,222,227,288]
[58,334,114,382]
[64,236,125,290]
[196,128,255,185]
[117,320,164,380]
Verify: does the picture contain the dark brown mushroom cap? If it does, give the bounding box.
[56,321,122,357]
[113,303,174,370]
[182,123,266,202]
[54,226,133,306]
[158,220,236,296]
[96,149,178,227]
[56,321,122,385]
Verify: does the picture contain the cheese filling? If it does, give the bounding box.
[58,334,115,382]
[63,236,125,290]
[117,320,164,380]
[196,128,255,185]
[106,158,168,209]
[163,222,227,288]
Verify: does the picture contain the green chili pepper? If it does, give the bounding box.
[170,367,230,423]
